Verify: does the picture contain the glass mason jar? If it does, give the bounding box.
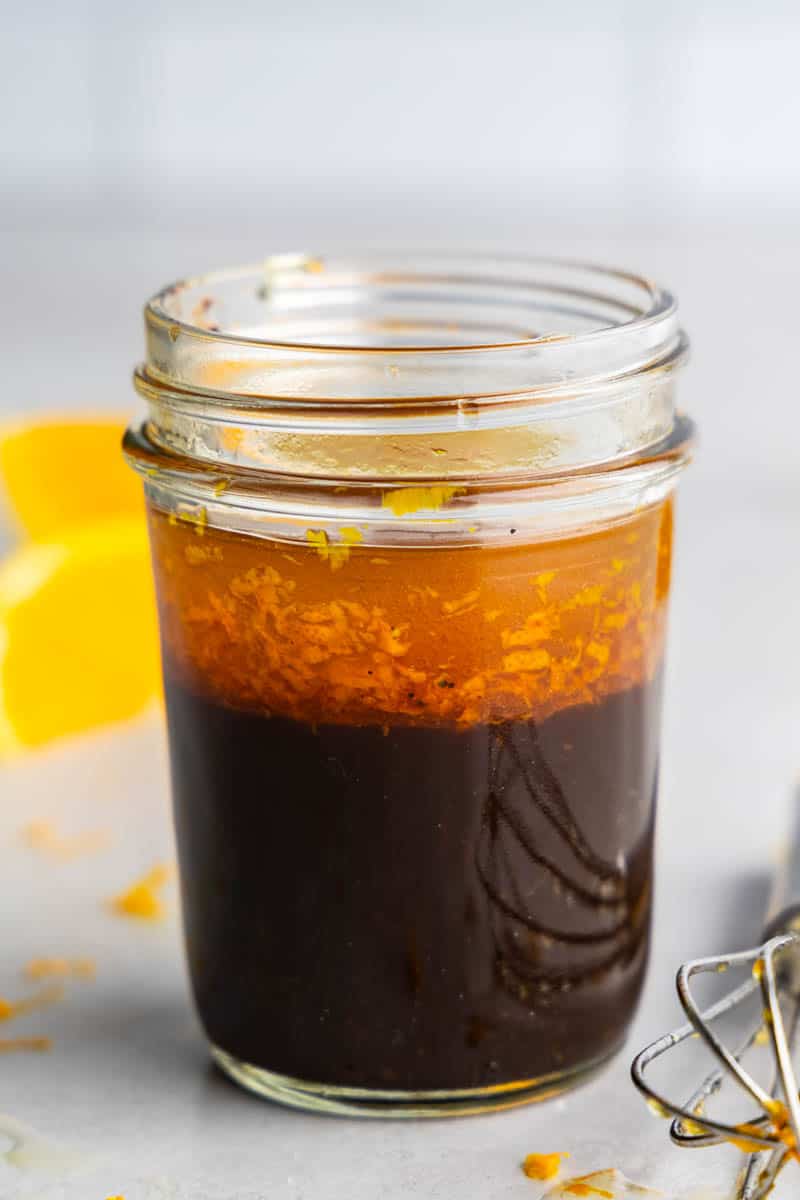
[125,252,691,1117]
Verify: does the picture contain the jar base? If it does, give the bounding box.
[210,1043,620,1118]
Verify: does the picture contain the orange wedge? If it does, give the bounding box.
[0,416,142,540]
[0,517,160,754]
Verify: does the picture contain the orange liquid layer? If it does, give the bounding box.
[148,500,673,728]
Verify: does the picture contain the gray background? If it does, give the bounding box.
[3,0,800,477]
[4,0,800,236]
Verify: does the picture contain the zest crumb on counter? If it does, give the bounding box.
[522,1152,568,1180]
[561,1174,614,1198]
[0,1037,52,1053]
[0,985,64,1021]
[562,1184,612,1198]
[24,958,95,981]
[23,820,110,860]
[543,1169,661,1198]
[112,864,173,920]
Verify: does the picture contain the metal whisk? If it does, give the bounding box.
[631,788,800,1199]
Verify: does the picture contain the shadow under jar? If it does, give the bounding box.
[125,252,692,1116]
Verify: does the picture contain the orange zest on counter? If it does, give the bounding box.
[23,820,110,860]
[561,1174,614,1198]
[24,957,96,981]
[112,864,173,920]
[0,1037,52,1053]
[0,984,64,1022]
[522,1151,568,1180]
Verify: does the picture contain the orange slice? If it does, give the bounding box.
[0,416,142,540]
[0,517,160,754]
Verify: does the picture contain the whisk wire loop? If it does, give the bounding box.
[631,934,800,1158]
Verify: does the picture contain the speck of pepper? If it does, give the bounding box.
[510,528,517,534]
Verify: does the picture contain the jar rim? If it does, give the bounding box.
[141,251,684,403]
[146,251,675,355]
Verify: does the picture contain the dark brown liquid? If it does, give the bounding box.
[165,672,660,1092]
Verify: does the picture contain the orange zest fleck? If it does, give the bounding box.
[551,1170,659,1197]
[442,589,480,616]
[172,506,207,535]
[24,820,110,861]
[112,863,173,921]
[0,984,64,1021]
[522,1151,567,1180]
[729,1132,770,1155]
[220,425,244,452]
[679,1117,708,1137]
[564,1180,613,1198]
[305,527,364,570]
[645,1097,671,1119]
[733,1106,798,1159]
[0,1037,52,1052]
[381,485,464,517]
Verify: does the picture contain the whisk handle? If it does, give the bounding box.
[761,784,800,942]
